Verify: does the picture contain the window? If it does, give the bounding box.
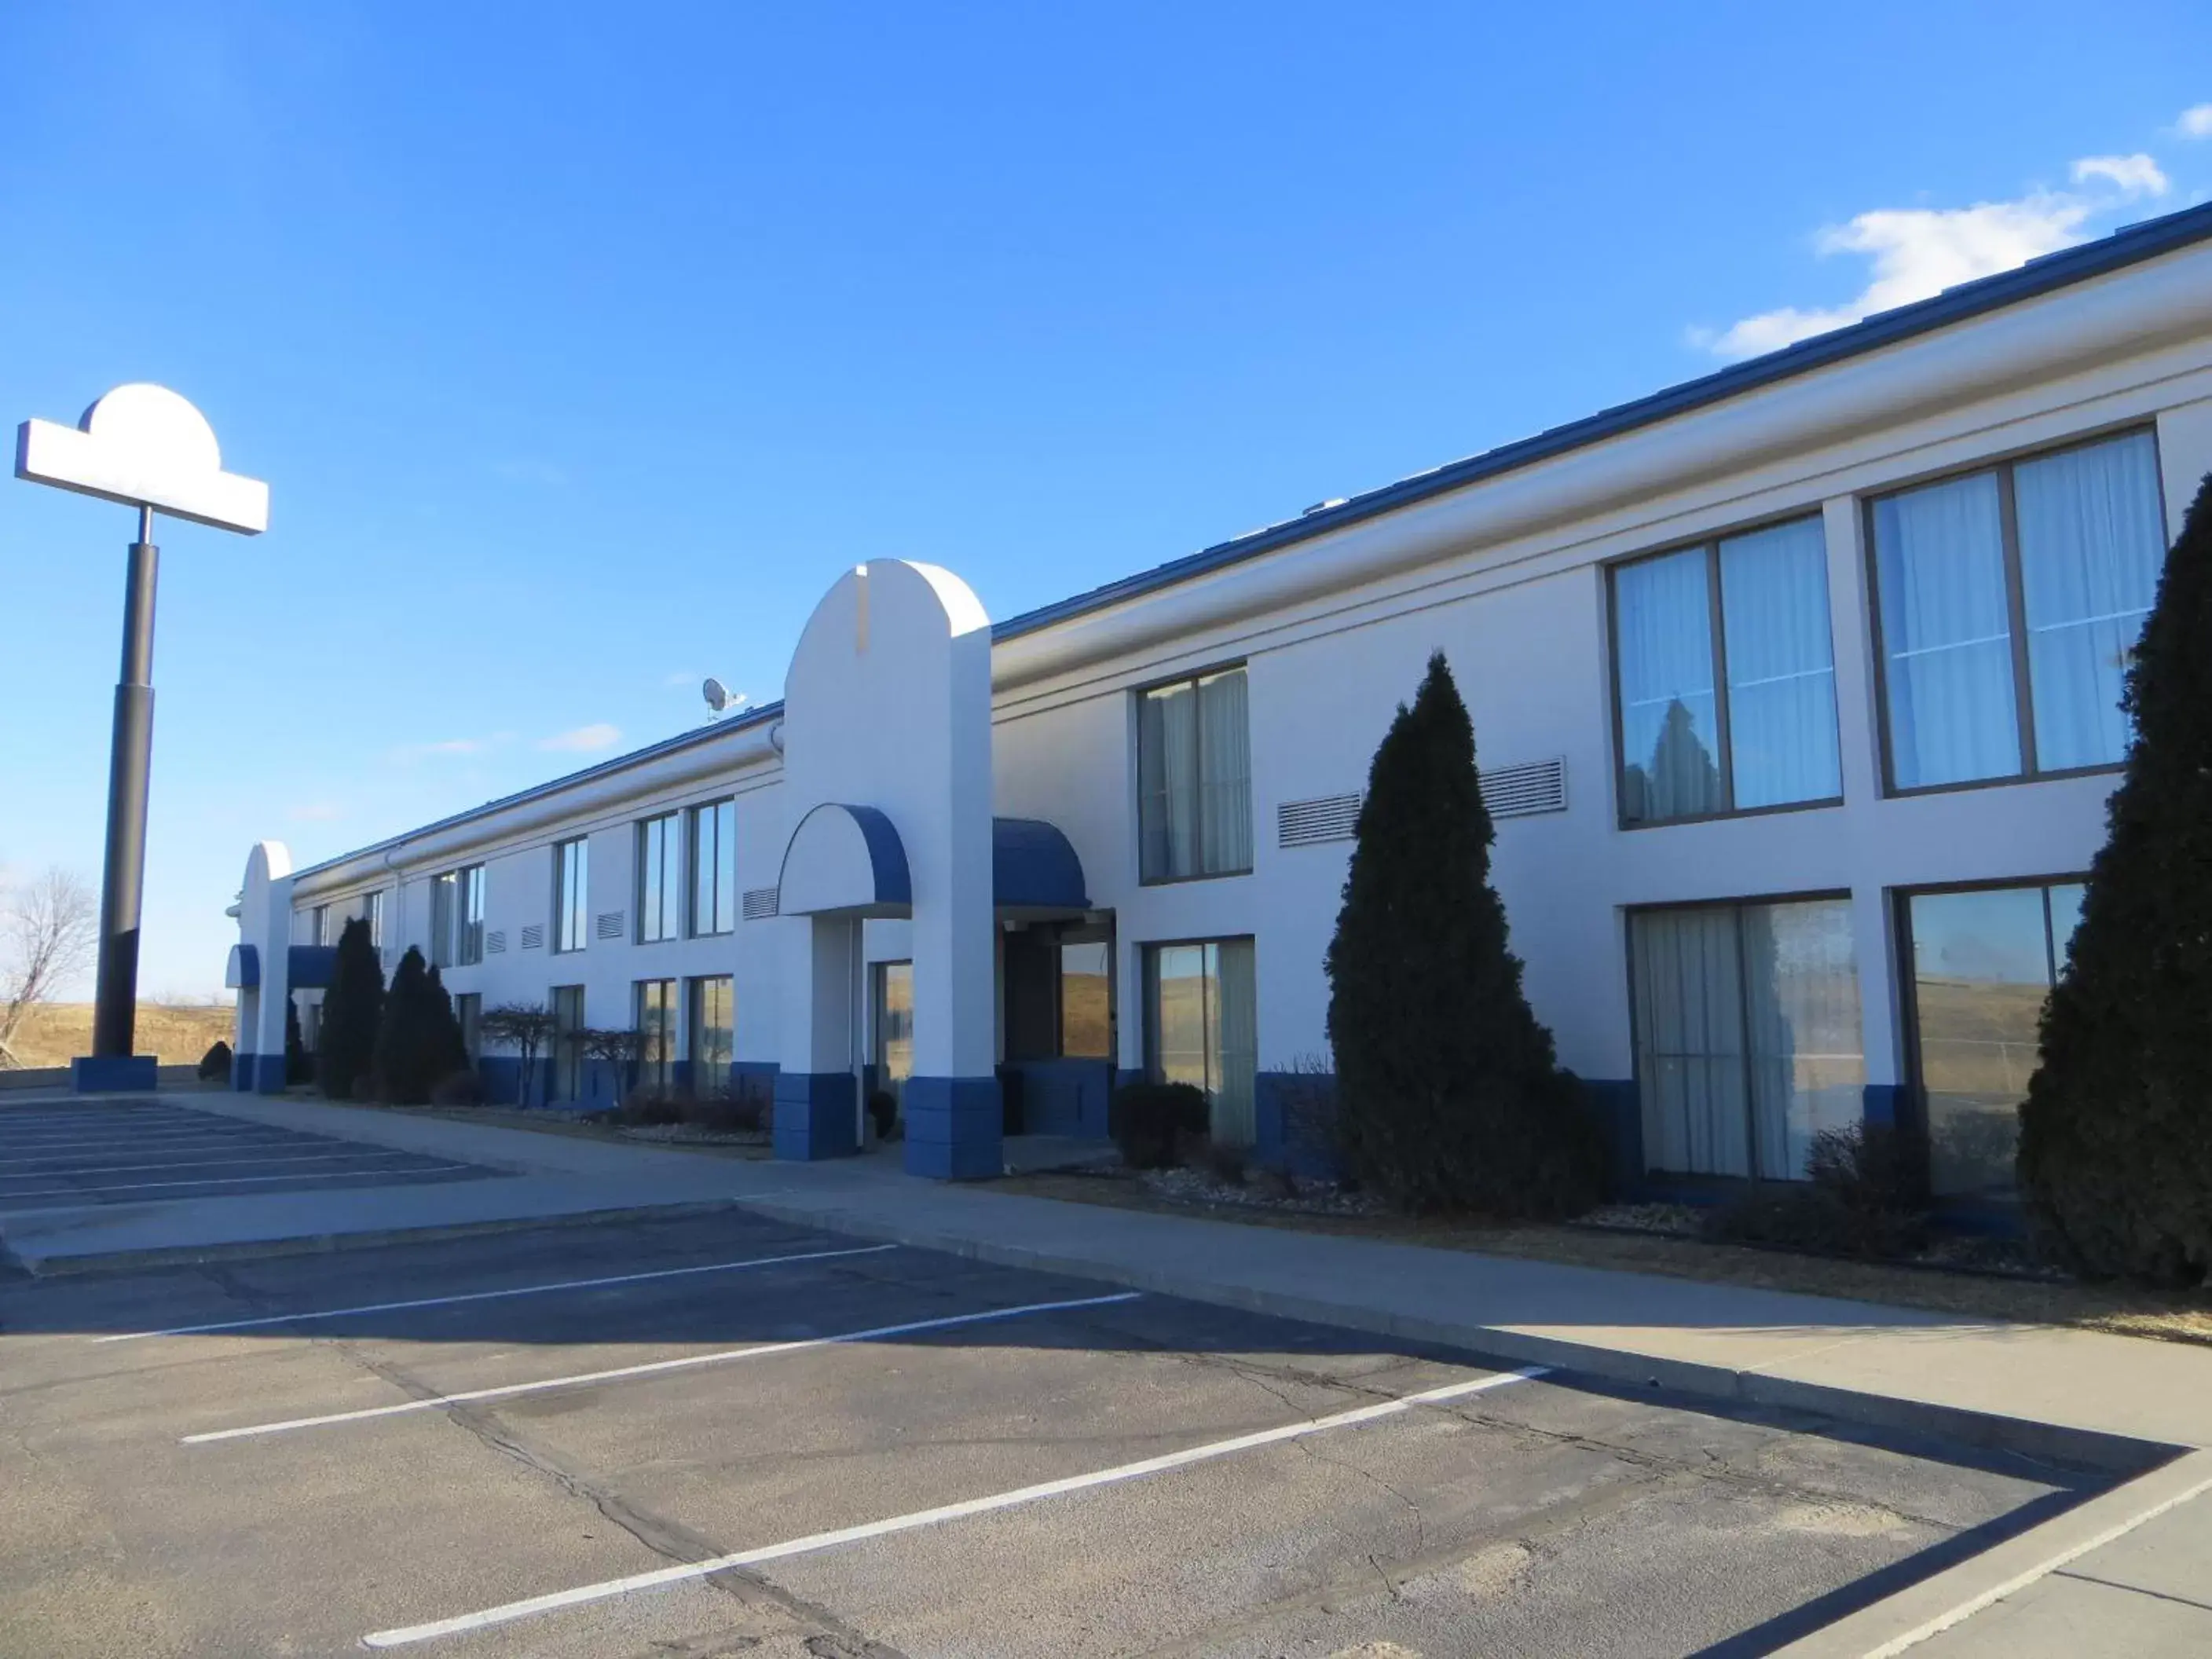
[690,799,737,936]
[430,871,457,968]
[363,890,385,950]
[1870,430,2165,791]
[551,985,585,1101]
[636,813,682,943]
[310,905,328,947]
[553,837,589,953]
[455,992,482,1064]
[1903,881,2085,1199]
[874,961,914,1109]
[687,976,733,1096]
[456,865,485,965]
[1612,516,1840,825]
[1059,936,1113,1060]
[1144,938,1257,1145]
[635,979,676,1095]
[302,999,321,1053]
[1138,666,1252,881]
[1629,897,1863,1180]
[1006,925,1116,1062]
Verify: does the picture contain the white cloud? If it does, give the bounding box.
[661,669,699,689]
[2175,104,2212,139]
[1702,148,2176,361]
[538,722,622,753]
[286,801,342,822]
[2071,153,2169,197]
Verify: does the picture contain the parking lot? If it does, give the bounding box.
[0,1098,495,1211]
[0,1206,2104,1657]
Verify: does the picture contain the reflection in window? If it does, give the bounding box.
[430,871,458,968]
[1059,939,1113,1059]
[1614,518,1839,824]
[875,961,914,1109]
[1631,899,1863,1179]
[1144,938,1257,1145]
[1138,668,1252,881]
[553,840,588,954]
[687,975,732,1097]
[1873,430,2165,789]
[690,799,737,936]
[636,813,682,943]
[1906,882,2085,1198]
[551,984,585,1101]
[457,865,485,965]
[635,978,676,1095]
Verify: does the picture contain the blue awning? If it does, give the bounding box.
[992,817,1090,914]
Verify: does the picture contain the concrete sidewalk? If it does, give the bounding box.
[9,1089,2210,1654]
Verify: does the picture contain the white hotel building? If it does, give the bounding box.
[229,200,2212,1207]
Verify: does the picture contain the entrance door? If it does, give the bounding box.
[873,959,914,1128]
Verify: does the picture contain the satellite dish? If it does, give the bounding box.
[701,677,748,716]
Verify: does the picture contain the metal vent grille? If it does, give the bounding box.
[1484,756,1569,819]
[519,924,545,950]
[1276,793,1364,848]
[486,930,507,954]
[742,887,780,921]
[595,910,625,941]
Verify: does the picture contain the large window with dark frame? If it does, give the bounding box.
[1611,515,1841,826]
[689,798,737,936]
[636,812,682,943]
[456,864,485,965]
[1144,938,1257,1146]
[551,984,585,1100]
[553,838,589,954]
[430,871,458,967]
[1137,665,1252,882]
[1902,880,2085,1201]
[1628,896,1864,1180]
[1870,428,2166,793]
[687,975,733,1097]
[363,889,386,950]
[634,978,676,1095]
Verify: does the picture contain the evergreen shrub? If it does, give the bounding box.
[1112,1080,1208,1170]
[317,917,385,1100]
[198,1039,233,1082]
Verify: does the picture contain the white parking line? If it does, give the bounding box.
[0,1132,327,1156]
[185,1290,1144,1444]
[362,1364,1549,1647]
[2,1148,427,1178]
[0,1163,478,1201]
[98,1243,897,1342]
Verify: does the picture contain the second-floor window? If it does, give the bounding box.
[690,798,736,936]
[456,864,485,965]
[1612,515,1840,826]
[310,904,328,947]
[430,871,458,967]
[1870,429,2166,791]
[553,837,589,954]
[637,812,681,943]
[363,889,385,949]
[1137,665,1251,882]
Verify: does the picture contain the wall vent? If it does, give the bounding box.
[486,930,507,954]
[742,886,780,921]
[595,910,626,941]
[519,924,545,950]
[1276,793,1363,848]
[1483,756,1569,819]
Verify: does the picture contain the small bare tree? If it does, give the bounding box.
[0,868,97,1069]
[480,1000,557,1106]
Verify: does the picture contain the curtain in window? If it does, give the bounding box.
[1631,907,1749,1175]
[2015,432,2165,772]
[1139,683,1200,879]
[1198,669,1252,874]
[1616,549,1722,822]
[1739,900,1863,1178]
[1212,938,1258,1147]
[1874,472,2019,788]
[1720,519,1840,809]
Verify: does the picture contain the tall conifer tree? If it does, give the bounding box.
[1325,651,1598,1214]
[2020,477,2212,1284]
[317,917,385,1100]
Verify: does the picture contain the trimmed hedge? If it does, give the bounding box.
[1112,1080,1208,1170]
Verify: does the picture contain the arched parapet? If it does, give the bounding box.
[778,804,913,918]
[231,839,295,1093]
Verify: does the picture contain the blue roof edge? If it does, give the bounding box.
[992,198,2212,643]
[284,199,2212,892]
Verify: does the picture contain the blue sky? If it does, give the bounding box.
[2,2,2208,1000]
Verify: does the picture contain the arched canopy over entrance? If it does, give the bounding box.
[778,803,912,918]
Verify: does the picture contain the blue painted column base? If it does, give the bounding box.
[903,1075,1004,1181]
[773,1071,858,1161]
[72,1054,159,1093]
[250,1053,287,1094]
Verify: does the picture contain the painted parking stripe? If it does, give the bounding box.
[0,1149,432,1179]
[0,1163,479,1201]
[185,1290,1144,1444]
[363,1364,1549,1648]
[99,1243,897,1343]
[0,1131,334,1155]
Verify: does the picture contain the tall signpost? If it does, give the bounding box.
[14,385,269,1093]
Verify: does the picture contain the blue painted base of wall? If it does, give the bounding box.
[774,1071,858,1161]
[231,1053,255,1092]
[1008,1058,1113,1140]
[1252,1070,1342,1181]
[1862,1082,1909,1128]
[72,1054,158,1093]
[903,1075,1003,1180]
[1580,1079,1643,1198]
[249,1053,286,1094]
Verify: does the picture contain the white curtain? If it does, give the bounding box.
[1614,549,1723,821]
[1211,938,1258,1146]
[1720,518,1840,808]
[1139,683,1200,878]
[1632,907,1749,1175]
[1873,472,2020,788]
[1739,900,1862,1179]
[1198,668,1252,875]
[2015,432,2165,771]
